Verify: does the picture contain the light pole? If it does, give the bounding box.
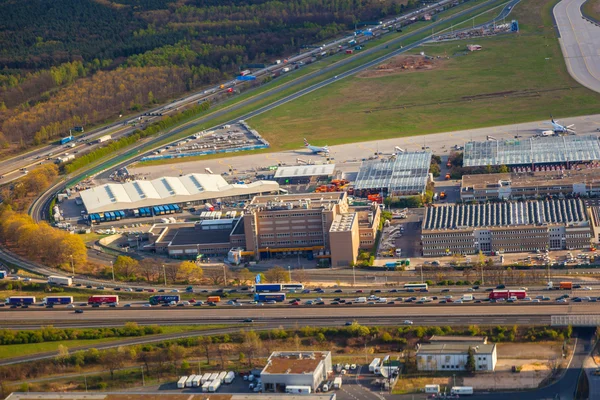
[162,264,167,286]
[453,373,456,388]
[141,366,145,386]
[420,264,424,283]
[288,266,292,282]
[69,255,74,276]
[223,265,227,286]
[353,265,356,287]
[110,261,115,282]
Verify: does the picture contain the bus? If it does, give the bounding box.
[282,283,304,291]
[404,283,428,291]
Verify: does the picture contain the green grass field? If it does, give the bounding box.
[248,0,600,149]
[582,0,600,20]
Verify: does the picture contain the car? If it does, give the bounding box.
[334,289,343,293]
[11,276,20,281]
[355,289,363,293]
[523,297,532,301]
[114,287,122,291]
[266,300,277,305]
[351,364,357,370]
[305,300,314,305]
[158,289,166,292]
[406,289,415,293]
[389,289,398,293]
[485,288,494,292]
[75,283,82,287]
[403,320,413,325]
[161,303,170,307]
[243,318,254,323]
[22,305,29,309]
[86,285,93,289]
[124,304,132,307]
[368,301,375,305]
[142,304,151,308]
[201,289,209,293]
[496,284,506,289]
[9,305,17,309]
[176,303,185,307]
[67,304,75,308]
[45,304,54,308]
[374,290,381,293]
[584,287,593,291]
[532,299,541,303]
[302,289,311,294]
[573,284,582,289]
[557,298,568,303]
[536,295,544,299]
[23,277,31,282]
[474,300,482,303]
[316,301,325,305]
[92,303,100,308]
[215,289,224,293]
[147,288,156,292]
[291,301,300,306]
[135,288,144,292]
[97,286,105,290]
[339,299,346,303]
[387,301,395,304]
[75,309,84,313]
[331,301,340,305]
[344,363,350,370]
[109,303,117,307]
[171,289,179,293]
[345,301,354,305]
[441,289,450,293]
[334,75,338,79]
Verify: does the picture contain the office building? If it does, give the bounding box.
[421,199,592,256]
[260,351,333,392]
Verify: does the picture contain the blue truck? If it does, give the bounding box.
[255,293,286,302]
[149,295,180,305]
[0,271,7,279]
[254,284,283,292]
[7,296,36,305]
[44,296,73,305]
[60,136,74,145]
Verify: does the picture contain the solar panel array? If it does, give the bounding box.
[353,152,432,194]
[423,199,587,230]
[463,135,600,167]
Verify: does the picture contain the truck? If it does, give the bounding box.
[355,297,367,303]
[177,376,187,389]
[560,282,573,290]
[208,378,221,392]
[43,296,74,305]
[0,271,7,279]
[201,373,212,384]
[185,375,196,387]
[217,371,227,381]
[201,381,210,392]
[254,283,282,292]
[224,371,235,384]
[333,377,342,389]
[149,295,180,305]
[6,296,36,305]
[369,358,381,372]
[255,293,286,302]
[88,295,119,305]
[57,154,75,163]
[96,135,112,143]
[60,136,74,145]
[207,296,221,303]
[488,290,526,300]
[451,386,473,395]
[48,275,73,286]
[285,385,311,394]
[461,294,473,301]
[192,375,202,387]
[425,384,440,394]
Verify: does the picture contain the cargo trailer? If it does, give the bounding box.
[208,379,221,392]
[185,375,196,387]
[177,376,187,389]
[43,296,73,305]
[224,371,235,384]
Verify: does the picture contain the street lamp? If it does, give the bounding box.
[110,261,115,282]
[223,265,227,286]
[288,265,292,282]
[162,264,167,286]
[69,255,74,276]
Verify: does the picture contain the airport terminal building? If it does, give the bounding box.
[421,199,592,256]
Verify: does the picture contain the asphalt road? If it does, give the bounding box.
[554,0,600,94]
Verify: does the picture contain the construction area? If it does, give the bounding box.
[357,55,440,78]
[141,121,269,162]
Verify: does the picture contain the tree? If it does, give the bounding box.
[265,266,290,283]
[498,165,509,173]
[139,259,161,283]
[100,347,128,379]
[465,347,476,373]
[238,268,254,285]
[198,336,213,364]
[113,255,139,279]
[177,261,203,283]
[241,330,262,366]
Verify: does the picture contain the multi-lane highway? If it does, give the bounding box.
[555,0,600,94]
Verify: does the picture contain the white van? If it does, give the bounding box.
[355,297,367,303]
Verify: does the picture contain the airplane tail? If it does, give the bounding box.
[550,114,555,123]
[303,138,309,147]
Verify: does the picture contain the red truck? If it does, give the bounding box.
[488,290,526,300]
[88,295,119,304]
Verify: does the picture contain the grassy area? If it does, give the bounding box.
[248,0,600,149]
[0,324,233,360]
[582,0,600,21]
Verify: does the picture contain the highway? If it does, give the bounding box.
[554,0,600,94]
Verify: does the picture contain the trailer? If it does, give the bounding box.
[43,296,74,305]
[185,375,196,388]
[286,385,311,394]
[217,371,227,381]
[333,377,343,389]
[488,290,526,300]
[192,375,202,387]
[48,275,73,286]
[149,295,180,305]
[177,376,187,389]
[209,373,219,381]
[224,371,235,384]
[201,373,212,384]
[6,296,36,305]
[88,295,119,304]
[451,386,473,395]
[254,283,282,292]
[369,358,381,372]
[255,293,286,302]
[202,381,210,392]
[208,378,221,392]
[60,136,74,145]
[96,135,112,143]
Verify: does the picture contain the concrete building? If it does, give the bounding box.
[416,337,497,372]
[273,164,336,185]
[260,351,333,392]
[461,169,600,201]
[421,199,592,256]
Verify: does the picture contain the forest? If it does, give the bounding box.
[0,0,413,150]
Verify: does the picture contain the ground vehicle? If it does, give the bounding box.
[43,296,73,305]
[451,386,473,395]
[369,358,381,372]
[47,276,73,286]
[208,379,222,392]
[355,297,367,303]
[462,294,473,301]
[59,136,74,145]
[560,282,572,290]
[6,296,36,305]
[333,377,342,389]
[224,371,235,384]
[88,295,119,305]
[282,283,304,290]
[286,386,311,394]
[0,271,6,279]
[440,191,447,199]
[177,376,187,389]
[207,296,221,303]
[404,283,428,291]
[96,135,111,143]
[75,309,84,313]
[185,375,196,388]
[404,320,413,325]
[445,173,451,180]
[254,284,282,292]
[489,290,526,300]
[149,295,180,305]
[425,384,440,394]
[255,293,286,302]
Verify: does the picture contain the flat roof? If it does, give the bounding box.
[262,351,329,374]
[429,335,487,343]
[274,164,336,179]
[169,226,232,246]
[417,343,495,355]
[248,192,345,211]
[330,213,356,232]
[422,199,588,231]
[463,135,600,167]
[5,394,337,400]
[353,152,431,194]
[80,173,279,213]
[462,168,600,190]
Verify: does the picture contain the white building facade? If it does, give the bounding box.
[416,343,496,372]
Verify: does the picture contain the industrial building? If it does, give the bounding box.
[242,192,380,265]
[273,164,336,184]
[4,393,337,400]
[260,351,333,392]
[353,152,432,197]
[461,168,600,201]
[416,336,496,372]
[462,135,600,168]
[79,173,279,216]
[421,199,592,256]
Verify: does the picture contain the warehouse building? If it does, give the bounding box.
[273,164,336,185]
[79,173,279,216]
[421,199,591,256]
[353,152,432,197]
[243,192,380,264]
[461,169,600,201]
[416,336,496,372]
[260,351,332,392]
[462,135,600,168]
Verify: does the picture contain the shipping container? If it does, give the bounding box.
[47,275,72,286]
[88,295,119,304]
[149,295,180,305]
[560,282,572,290]
[6,296,36,305]
[43,296,73,305]
[177,376,187,389]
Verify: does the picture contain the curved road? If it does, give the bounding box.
[554,0,600,93]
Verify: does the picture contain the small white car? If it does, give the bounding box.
[584,287,592,291]
[350,364,357,370]
[403,320,413,325]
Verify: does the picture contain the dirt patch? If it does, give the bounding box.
[358,55,443,78]
[496,342,562,359]
[393,376,451,394]
[464,369,550,390]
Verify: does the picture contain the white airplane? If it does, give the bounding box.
[546,115,576,134]
[304,138,329,154]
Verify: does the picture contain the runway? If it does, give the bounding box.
[554,0,600,94]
